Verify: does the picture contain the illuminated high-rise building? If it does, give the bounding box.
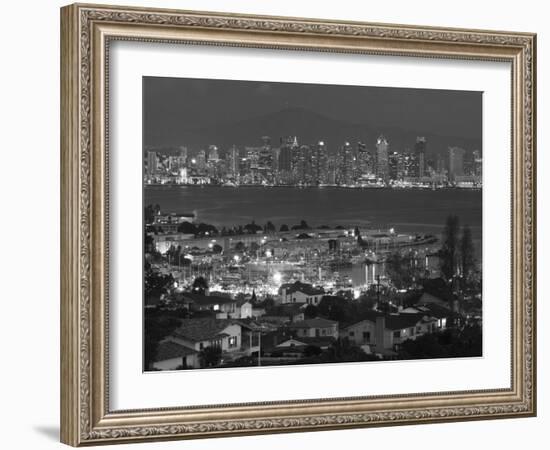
[278,136,298,178]
[295,145,311,184]
[227,145,239,178]
[146,151,158,178]
[389,151,404,181]
[448,146,466,182]
[376,135,389,182]
[207,145,219,162]
[258,136,273,180]
[473,150,482,177]
[196,150,207,171]
[310,141,328,184]
[414,137,427,178]
[336,141,353,185]
[356,142,373,179]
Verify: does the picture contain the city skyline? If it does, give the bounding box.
[143,77,482,155]
[144,133,482,189]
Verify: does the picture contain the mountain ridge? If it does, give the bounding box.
[146,106,482,157]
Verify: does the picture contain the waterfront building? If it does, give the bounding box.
[258,136,274,180]
[226,145,239,178]
[178,167,188,184]
[310,140,328,184]
[146,151,158,178]
[376,135,390,182]
[277,136,298,183]
[473,150,482,176]
[196,150,207,171]
[448,146,466,182]
[356,141,373,179]
[389,151,404,181]
[207,145,219,162]
[337,141,354,185]
[402,152,419,178]
[414,136,427,177]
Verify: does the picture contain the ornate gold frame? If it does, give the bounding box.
[60,3,537,446]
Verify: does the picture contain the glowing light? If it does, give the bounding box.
[191,158,197,164]
[233,255,240,262]
[353,289,360,299]
[265,250,272,258]
[389,227,395,234]
[273,271,282,284]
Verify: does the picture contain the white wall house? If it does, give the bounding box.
[151,340,200,370]
[239,301,253,318]
[289,318,338,339]
[279,281,325,305]
[343,319,376,347]
[170,319,242,354]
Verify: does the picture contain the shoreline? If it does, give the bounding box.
[144,183,482,191]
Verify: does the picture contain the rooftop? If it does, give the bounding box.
[179,292,236,306]
[154,340,197,362]
[288,318,338,329]
[280,281,325,296]
[385,314,426,331]
[172,318,238,342]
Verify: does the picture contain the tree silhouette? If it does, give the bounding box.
[192,276,208,295]
[440,215,460,282]
[244,220,262,234]
[265,221,276,233]
[460,225,475,280]
[199,346,222,368]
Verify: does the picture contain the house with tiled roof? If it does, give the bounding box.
[177,292,238,318]
[288,317,338,339]
[343,318,377,350]
[381,313,440,351]
[151,340,199,370]
[400,303,451,331]
[279,281,325,305]
[343,311,442,355]
[168,318,242,354]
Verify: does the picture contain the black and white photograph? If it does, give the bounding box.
[143,76,483,372]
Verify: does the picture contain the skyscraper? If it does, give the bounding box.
[208,145,219,162]
[448,146,465,182]
[388,151,403,181]
[311,141,328,184]
[278,136,297,175]
[376,135,389,182]
[414,137,427,178]
[356,142,373,179]
[258,136,273,180]
[227,145,239,178]
[337,142,353,185]
[196,150,207,171]
[473,150,482,177]
[146,151,158,178]
[296,145,311,184]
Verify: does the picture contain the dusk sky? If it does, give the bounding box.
[143,76,482,149]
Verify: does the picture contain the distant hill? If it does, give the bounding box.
[147,106,482,158]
